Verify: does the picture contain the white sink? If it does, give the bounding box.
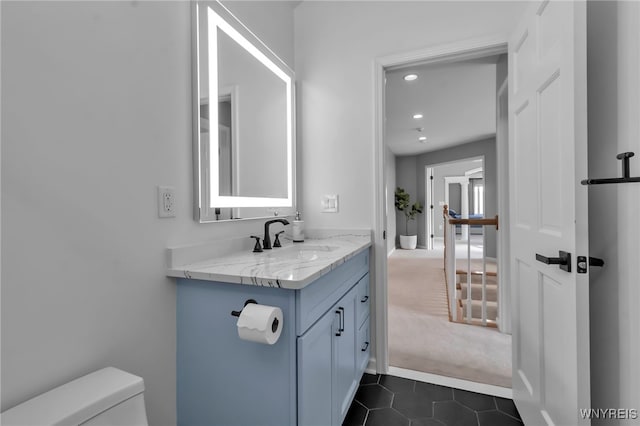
[295,245,339,252]
[264,244,339,261]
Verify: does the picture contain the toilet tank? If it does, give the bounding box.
[1,367,148,426]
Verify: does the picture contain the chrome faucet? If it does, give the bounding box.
[263,218,290,249]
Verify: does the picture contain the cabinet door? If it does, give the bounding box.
[297,305,339,426]
[333,285,358,424]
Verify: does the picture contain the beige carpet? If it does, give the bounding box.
[388,253,512,388]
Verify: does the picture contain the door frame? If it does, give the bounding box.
[496,78,511,333]
[424,157,484,251]
[373,35,508,376]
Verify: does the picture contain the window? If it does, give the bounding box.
[473,184,484,215]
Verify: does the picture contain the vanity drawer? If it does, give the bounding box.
[357,322,370,376]
[356,274,370,329]
[296,250,369,335]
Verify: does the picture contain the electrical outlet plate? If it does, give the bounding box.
[321,194,339,213]
[158,186,176,218]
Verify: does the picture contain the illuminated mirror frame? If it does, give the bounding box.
[193,1,295,222]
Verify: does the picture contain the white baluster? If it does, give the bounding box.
[466,228,471,324]
[482,226,487,326]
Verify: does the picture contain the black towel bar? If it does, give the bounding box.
[581,152,640,185]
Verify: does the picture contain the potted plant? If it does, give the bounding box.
[395,187,423,249]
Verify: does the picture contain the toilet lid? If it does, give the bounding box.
[1,367,144,426]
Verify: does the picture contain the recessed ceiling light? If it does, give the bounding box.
[413,113,423,119]
[403,73,418,81]
[418,136,427,142]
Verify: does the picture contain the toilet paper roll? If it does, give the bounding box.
[236,303,283,345]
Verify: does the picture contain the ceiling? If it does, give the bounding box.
[385,55,501,156]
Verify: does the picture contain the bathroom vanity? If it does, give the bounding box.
[181,3,370,423]
[168,233,372,426]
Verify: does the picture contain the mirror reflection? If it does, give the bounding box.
[194,2,295,222]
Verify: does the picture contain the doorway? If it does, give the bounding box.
[428,157,485,249]
[373,38,512,396]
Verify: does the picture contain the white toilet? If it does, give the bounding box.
[1,367,149,426]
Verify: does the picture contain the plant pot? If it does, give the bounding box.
[399,235,417,250]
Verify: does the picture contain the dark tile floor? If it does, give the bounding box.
[343,374,523,426]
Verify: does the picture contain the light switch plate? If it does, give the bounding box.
[321,194,339,213]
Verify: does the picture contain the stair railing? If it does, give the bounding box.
[443,205,457,322]
[443,205,498,326]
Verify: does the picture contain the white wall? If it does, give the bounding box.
[395,156,418,240]
[587,2,640,423]
[294,1,526,230]
[1,2,294,424]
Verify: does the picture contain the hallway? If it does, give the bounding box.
[387,247,511,388]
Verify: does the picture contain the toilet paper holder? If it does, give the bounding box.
[231,299,280,333]
[231,299,258,317]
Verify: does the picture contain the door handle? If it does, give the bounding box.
[577,256,605,273]
[536,250,571,272]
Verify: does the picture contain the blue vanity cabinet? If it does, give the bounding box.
[176,249,370,426]
[177,279,298,426]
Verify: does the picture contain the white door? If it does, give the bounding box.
[509,1,590,425]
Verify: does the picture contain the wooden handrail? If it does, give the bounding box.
[456,269,497,277]
[448,216,499,230]
[442,205,499,230]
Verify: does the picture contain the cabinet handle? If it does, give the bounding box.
[361,341,369,352]
[338,307,345,333]
[335,309,343,336]
[361,295,369,303]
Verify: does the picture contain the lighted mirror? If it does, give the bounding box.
[193,1,295,222]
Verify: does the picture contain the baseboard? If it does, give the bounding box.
[365,357,377,375]
[387,366,513,399]
[387,247,395,257]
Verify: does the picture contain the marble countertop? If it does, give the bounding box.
[166,231,372,290]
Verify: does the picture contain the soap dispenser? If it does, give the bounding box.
[292,211,305,243]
